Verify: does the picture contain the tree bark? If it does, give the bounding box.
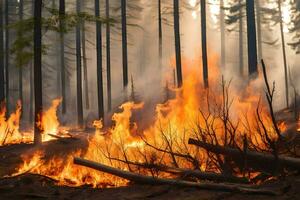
[158,0,162,68]
[82,20,90,110]
[59,0,66,114]
[246,0,258,75]
[76,0,83,126]
[95,0,104,120]
[239,0,244,75]
[33,0,43,144]
[121,0,128,89]
[0,0,4,102]
[106,0,111,111]
[201,0,208,87]
[255,0,262,61]
[73,157,277,195]
[173,0,183,87]
[4,0,9,115]
[278,0,289,108]
[18,0,23,108]
[188,138,300,170]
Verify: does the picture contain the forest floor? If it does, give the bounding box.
[0,136,300,200]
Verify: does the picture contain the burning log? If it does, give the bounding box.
[73,157,278,195]
[188,138,300,170]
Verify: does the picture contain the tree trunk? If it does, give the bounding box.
[18,0,23,108]
[255,0,262,61]
[173,0,183,87]
[246,0,258,75]
[201,0,208,87]
[158,0,162,67]
[59,0,66,114]
[239,0,244,75]
[95,0,104,120]
[74,157,277,195]
[82,20,90,110]
[121,0,128,88]
[220,0,225,68]
[0,0,4,102]
[106,0,111,111]
[76,0,83,126]
[4,0,9,114]
[278,0,289,108]
[33,0,43,144]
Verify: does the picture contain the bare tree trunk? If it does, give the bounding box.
[173,0,182,87]
[278,0,289,108]
[0,0,4,102]
[95,0,104,120]
[33,0,43,144]
[18,0,23,109]
[4,0,9,115]
[76,0,83,126]
[81,20,90,110]
[106,0,111,111]
[59,0,66,114]
[255,0,262,60]
[246,0,258,75]
[220,0,225,68]
[201,0,208,87]
[239,0,244,75]
[121,0,128,88]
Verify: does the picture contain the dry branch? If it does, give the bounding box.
[73,157,278,195]
[188,138,300,170]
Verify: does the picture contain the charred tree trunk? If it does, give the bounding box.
[201,0,208,87]
[59,0,66,114]
[95,0,104,120]
[4,0,9,114]
[220,0,225,68]
[0,0,4,102]
[239,0,244,75]
[246,0,258,75]
[18,0,23,108]
[255,0,262,60]
[121,0,128,89]
[82,20,90,109]
[33,0,43,144]
[76,0,83,126]
[278,0,289,108]
[106,0,111,111]
[158,0,162,67]
[173,0,183,87]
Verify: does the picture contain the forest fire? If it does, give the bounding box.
[9,56,289,188]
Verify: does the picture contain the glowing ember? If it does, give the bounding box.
[297,116,300,132]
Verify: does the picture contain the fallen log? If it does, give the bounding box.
[74,157,278,195]
[188,138,300,170]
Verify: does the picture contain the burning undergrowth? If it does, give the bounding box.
[1,56,299,188]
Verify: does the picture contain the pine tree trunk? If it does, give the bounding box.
[81,20,90,109]
[201,0,208,87]
[0,0,4,102]
[220,0,225,68]
[4,0,9,114]
[239,0,244,75]
[106,0,111,111]
[59,0,66,114]
[158,0,162,67]
[246,0,258,75]
[76,0,83,126]
[121,0,128,88]
[33,0,43,144]
[95,0,104,120]
[278,0,289,108]
[18,0,23,107]
[173,0,182,87]
[255,0,262,60]
[29,0,34,124]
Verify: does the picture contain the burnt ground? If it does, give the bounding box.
[0,138,300,200]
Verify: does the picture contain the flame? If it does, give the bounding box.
[11,54,283,187]
[297,116,300,132]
